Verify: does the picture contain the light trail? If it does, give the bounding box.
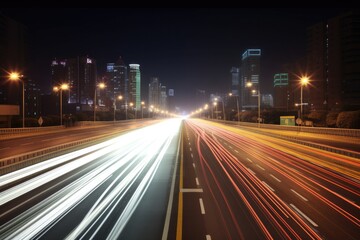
[185,119,359,239]
[0,118,181,239]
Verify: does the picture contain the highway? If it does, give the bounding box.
[0,118,359,240]
[179,119,359,239]
[0,119,181,239]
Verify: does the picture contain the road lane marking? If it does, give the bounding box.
[162,127,182,240]
[246,158,252,162]
[262,181,275,192]
[235,150,239,153]
[291,189,308,201]
[193,163,196,168]
[268,157,280,164]
[189,147,192,152]
[206,235,212,240]
[247,168,256,175]
[21,142,33,146]
[229,146,233,149]
[188,142,191,146]
[175,132,184,240]
[270,174,281,182]
[256,164,265,170]
[290,203,318,227]
[0,147,10,151]
[199,198,205,214]
[181,188,203,193]
[191,153,193,158]
[195,177,200,186]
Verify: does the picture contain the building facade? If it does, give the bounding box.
[307,10,360,111]
[273,73,290,110]
[107,57,128,108]
[129,64,141,110]
[240,49,261,109]
[148,77,160,108]
[67,56,97,105]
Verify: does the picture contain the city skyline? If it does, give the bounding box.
[0,8,351,111]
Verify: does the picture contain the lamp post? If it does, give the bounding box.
[114,95,123,122]
[141,101,145,119]
[9,72,25,128]
[129,102,134,119]
[300,77,309,121]
[214,101,218,119]
[229,93,240,122]
[53,83,69,125]
[94,83,106,122]
[246,82,261,127]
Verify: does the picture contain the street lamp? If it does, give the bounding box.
[300,76,309,121]
[141,101,145,119]
[53,83,69,125]
[213,101,218,119]
[114,95,123,122]
[94,83,106,121]
[9,72,25,128]
[246,82,261,127]
[229,93,240,122]
[129,102,134,119]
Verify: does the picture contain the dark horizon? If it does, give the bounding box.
[0,8,347,112]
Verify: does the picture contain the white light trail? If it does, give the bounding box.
[0,119,182,239]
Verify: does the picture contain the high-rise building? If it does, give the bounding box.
[107,57,128,108]
[160,85,167,110]
[148,77,160,108]
[262,94,274,108]
[25,78,41,117]
[129,64,141,110]
[240,49,261,109]
[230,67,240,96]
[0,13,27,105]
[67,56,97,105]
[307,10,360,111]
[273,73,290,110]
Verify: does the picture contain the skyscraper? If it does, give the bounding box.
[240,49,261,109]
[67,56,97,105]
[129,64,141,110]
[273,73,290,110]
[307,10,360,111]
[160,84,167,110]
[0,13,27,105]
[148,77,160,108]
[230,67,240,96]
[107,57,128,108]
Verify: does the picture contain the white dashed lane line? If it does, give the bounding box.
[290,203,318,227]
[256,164,265,171]
[247,168,256,175]
[206,235,212,240]
[199,198,206,214]
[270,174,282,182]
[246,158,252,163]
[195,177,200,186]
[262,181,275,192]
[291,189,308,201]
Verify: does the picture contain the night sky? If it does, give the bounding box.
[1,8,347,111]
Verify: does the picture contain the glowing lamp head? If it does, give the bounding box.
[9,72,21,81]
[61,83,69,90]
[246,82,253,87]
[301,77,309,86]
[98,83,106,89]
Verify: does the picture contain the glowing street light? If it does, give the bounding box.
[53,83,69,125]
[141,101,145,119]
[246,82,261,127]
[9,72,25,128]
[113,95,123,122]
[94,83,106,121]
[300,76,309,121]
[229,92,240,122]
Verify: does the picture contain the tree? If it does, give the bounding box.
[336,110,360,129]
